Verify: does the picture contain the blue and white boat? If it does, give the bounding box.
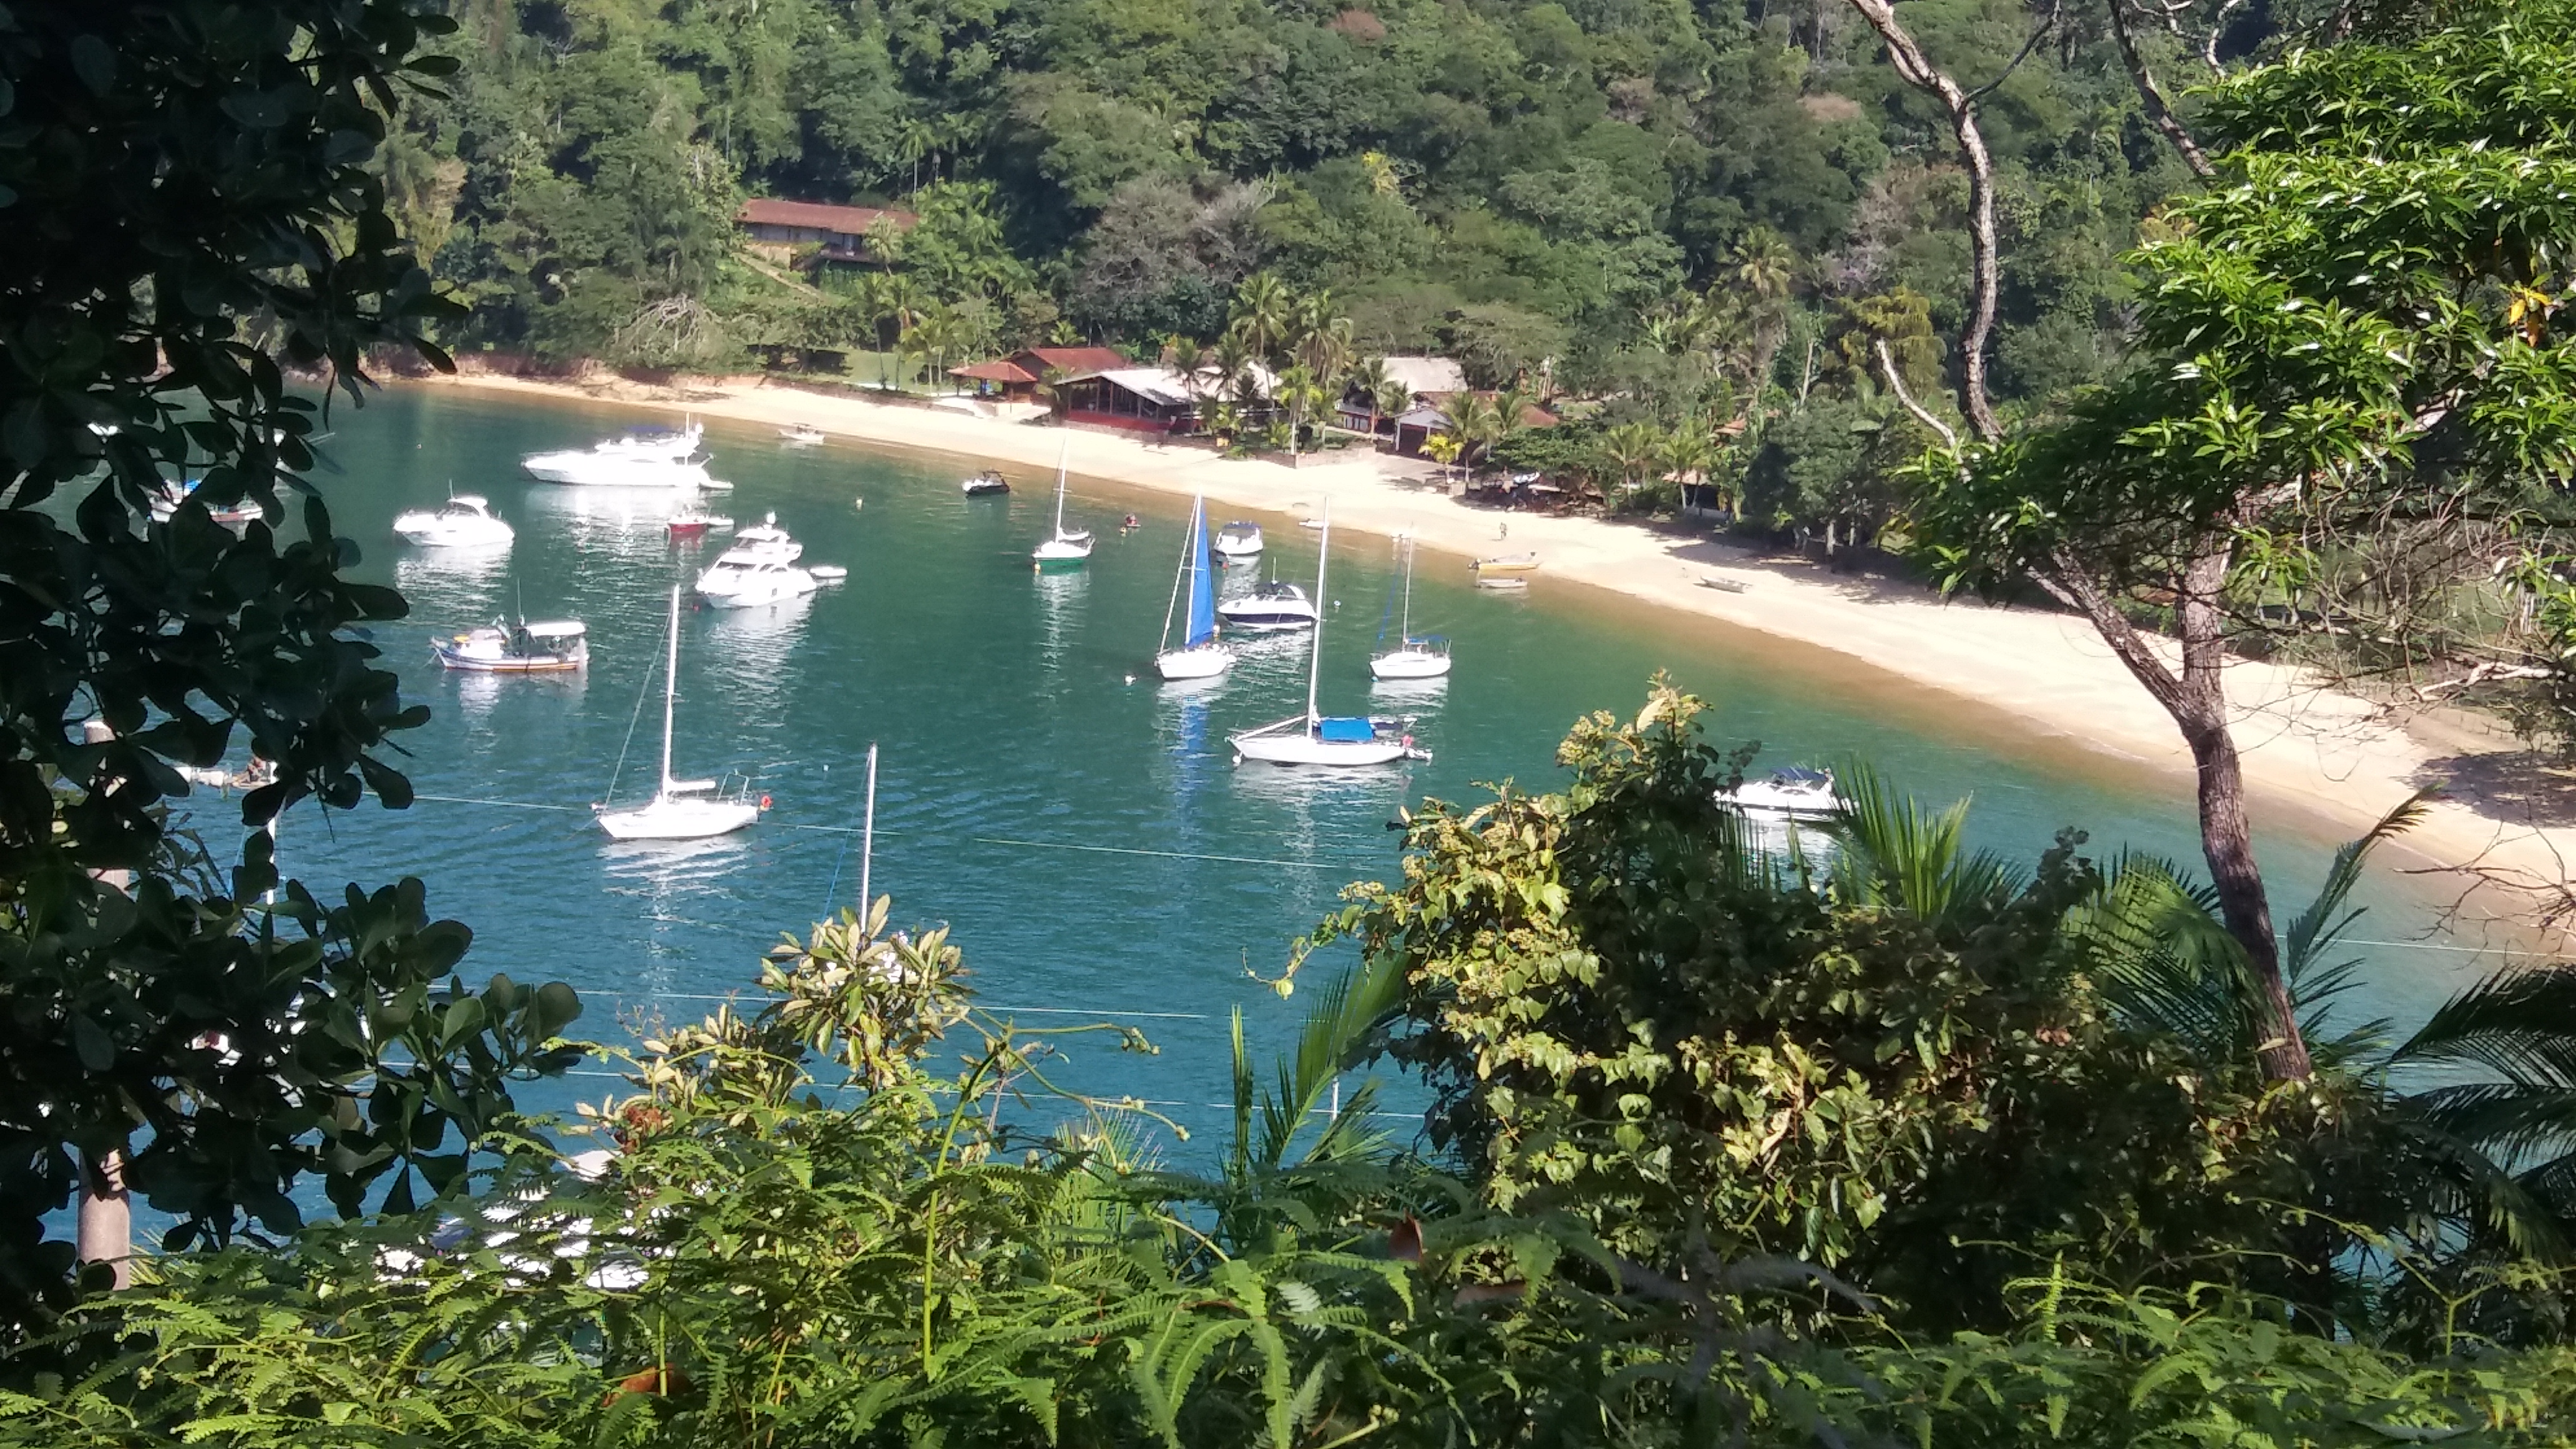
[1155,496,1234,680]
[1230,502,1429,767]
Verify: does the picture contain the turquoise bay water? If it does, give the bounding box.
[224,387,2490,1150]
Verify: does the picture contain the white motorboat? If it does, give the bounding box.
[780,423,826,446]
[596,588,763,841]
[523,421,715,488]
[962,469,1010,496]
[1154,496,1234,681]
[1231,502,1429,768]
[393,495,514,549]
[1370,537,1452,680]
[1217,579,1318,632]
[1213,520,1263,559]
[694,512,816,605]
[1032,439,1093,567]
[1471,552,1540,582]
[1719,766,1847,819]
[148,479,261,527]
[432,620,588,673]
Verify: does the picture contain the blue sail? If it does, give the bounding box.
[1184,499,1217,647]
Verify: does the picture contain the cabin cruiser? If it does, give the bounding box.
[432,620,588,673]
[780,423,826,446]
[961,469,1010,496]
[522,422,715,487]
[1214,521,1264,559]
[693,513,816,606]
[1718,766,1847,819]
[1216,580,1318,631]
[393,495,514,549]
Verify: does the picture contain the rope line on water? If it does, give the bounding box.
[615,991,1209,1021]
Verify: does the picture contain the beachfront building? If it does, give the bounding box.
[1337,355,1469,436]
[1391,392,1561,457]
[734,198,918,271]
[947,346,1131,404]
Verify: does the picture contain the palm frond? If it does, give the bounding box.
[1825,761,2024,925]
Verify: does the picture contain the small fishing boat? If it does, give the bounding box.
[1719,766,1847,820]
[1697,573,1749,593]
[780,423,826,446]
[523,421,714,488]
[394,495,514,549]
[432,620,589,673]
[1032,439,1093,567]
[962,469,1010,496]
[596,587,764,841]
[1154,497,1234,681]
[1217,580,1319,632]
[1471,552,1540,579]
[1232,504,1428,768]
[1474,575,1530,592]
[666,508,733,540]
[148,479,261,527]
[1371,536,1452,680]
[1214,521,1264,559]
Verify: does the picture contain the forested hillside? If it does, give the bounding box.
[395,0,2207,408]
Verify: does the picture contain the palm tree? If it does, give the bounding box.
[1228,271,1294,366]
[1422,430,1465,485]
[1372,375,1412,444]
[1447,392,1503,474]
[1727,226,1797,406]
[1209,332,1257,407]
[1602,421,1662,492]
[1349,356,1393,431]
[1032,364,1075,422]
[1276,364,1331,466]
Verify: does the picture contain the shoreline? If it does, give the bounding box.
[414,365,2574,950]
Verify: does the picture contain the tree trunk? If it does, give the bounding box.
[2107,0,2215,178]
[2034,544,2313,1081]
[1842,0,2001,441]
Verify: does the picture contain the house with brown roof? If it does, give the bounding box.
[736,198,918,268]
[947,347,1133,404]
[1391,393,1559,457]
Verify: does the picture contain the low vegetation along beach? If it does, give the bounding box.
[435,363,2574,942]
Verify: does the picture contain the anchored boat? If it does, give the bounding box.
[1370,535,1452,681]
[523,421,715,488]
[1031,439,1093,567]
[1154,496,1234,681]
[394,495,514,549]
[596,587,764,841]
[1230,502,1429,768]
[433,620,588,673]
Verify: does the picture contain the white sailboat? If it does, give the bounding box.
[595,587,764,841]
[1031,438,1093,567]
[1230,502,1428,767]
[1370,535,1451,680]
[1156,496,1234,680]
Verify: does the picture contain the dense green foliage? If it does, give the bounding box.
[0,0,581,1336]
[396,1,2190,402]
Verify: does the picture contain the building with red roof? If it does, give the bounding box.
[736,198,918,268]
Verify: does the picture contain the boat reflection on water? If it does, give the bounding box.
[394,547,510,610]
[598,829,763,931]
[519,485,702,562]
[1032,566,1087,670]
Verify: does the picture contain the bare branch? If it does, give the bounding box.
[1842,0,2002,441]
[1876,338,1959,450]
[1967,1,2062,103]
[2109,0,2215,178]
[2203,0,2245,74]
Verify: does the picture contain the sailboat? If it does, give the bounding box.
[1230,502,1429,767]
[595,587,765,841]
[1030,437,1094,567]
[1370,535,1451,680]
[1156,497,1234,680]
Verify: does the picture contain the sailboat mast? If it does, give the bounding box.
[1158,499,1191,651]
[1304,502,1329,726]
[1398,537,1415,641]
[1051,436,1069,538]
[658,585,679,793]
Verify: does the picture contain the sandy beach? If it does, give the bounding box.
[421,366,2573,947]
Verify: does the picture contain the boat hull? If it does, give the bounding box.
[1231,733,1415,766]
[596,796,761,841]
[433,645,586,673]
[1155,644,1235,680]
[1370,649,1452,680]
[524,457,713,487]
[696,578,817,607]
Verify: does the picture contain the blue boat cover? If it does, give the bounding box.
[1317,716,1376,743]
